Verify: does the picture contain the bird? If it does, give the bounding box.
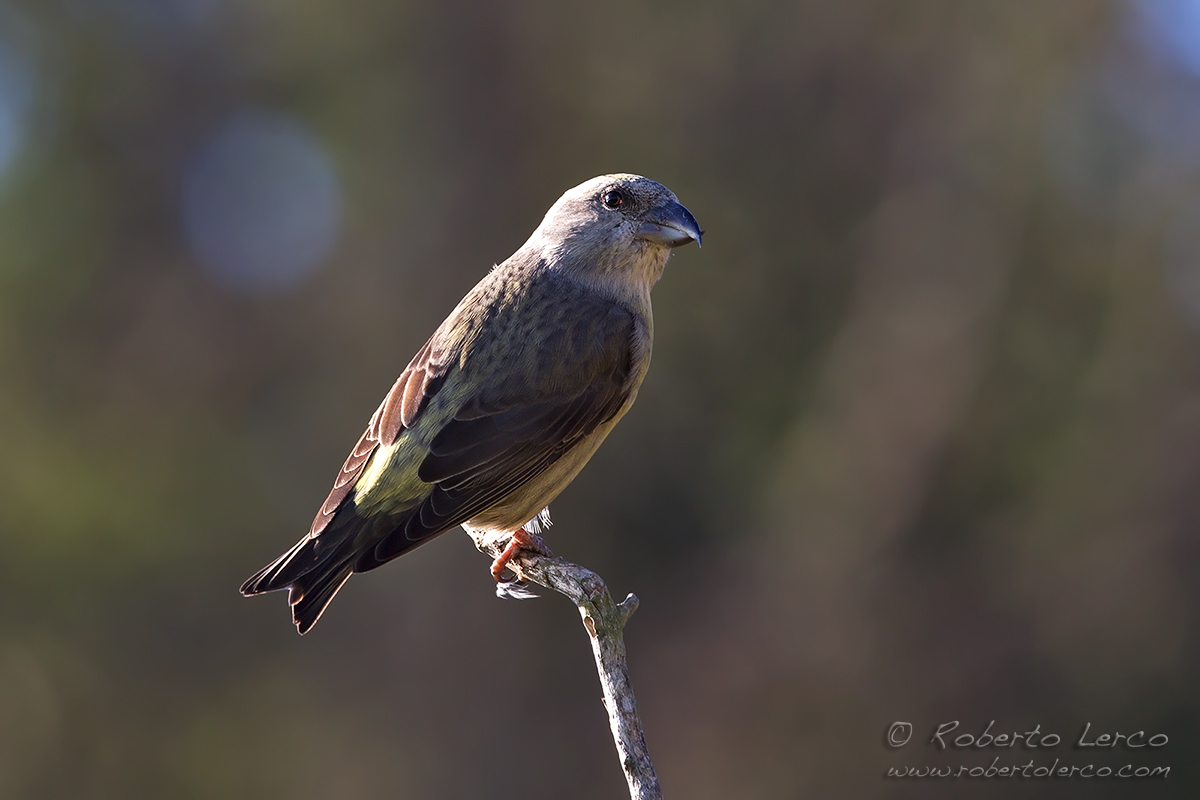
[240,174,702,633]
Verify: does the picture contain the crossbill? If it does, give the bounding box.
[241,174,701,633]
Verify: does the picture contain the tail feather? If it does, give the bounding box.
[289,559,356,634]
[240,536,321,596]
[241,516,364,634]
[242,505,442,634]
[242,534,357,635]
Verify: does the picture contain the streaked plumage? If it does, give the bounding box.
[241,174,701,633]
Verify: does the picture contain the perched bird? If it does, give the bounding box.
[241,174,702,633]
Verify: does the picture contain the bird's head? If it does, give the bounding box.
[523,174,702,298]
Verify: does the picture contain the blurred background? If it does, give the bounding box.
[1,0,1198,797]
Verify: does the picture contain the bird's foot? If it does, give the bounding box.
[490,527,553,582]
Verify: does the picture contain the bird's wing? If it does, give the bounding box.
[360,303,639,567]
[308,338,452,538]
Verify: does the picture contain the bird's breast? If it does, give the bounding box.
[462,399,637,533]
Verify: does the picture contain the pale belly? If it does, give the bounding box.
[462,403,632,533]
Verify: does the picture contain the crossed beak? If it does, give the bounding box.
[638,199,703,248]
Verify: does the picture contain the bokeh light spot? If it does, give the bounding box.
[0,9,37,183]
[182,111,342,294]
[1132,0,1200,78]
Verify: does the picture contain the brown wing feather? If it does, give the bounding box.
[362,306,638,566]
[308,338,452,537]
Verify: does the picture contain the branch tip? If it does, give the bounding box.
[616,593,640,624]
[469,533,662,800]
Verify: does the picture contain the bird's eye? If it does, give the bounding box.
[601,190,625,209]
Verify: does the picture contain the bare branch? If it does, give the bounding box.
[470,530,663,800]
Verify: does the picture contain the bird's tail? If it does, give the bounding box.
[241,531,358,635]
[242,504,446,633]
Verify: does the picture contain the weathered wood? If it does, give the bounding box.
[470,530,663,800]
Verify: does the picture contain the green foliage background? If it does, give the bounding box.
[1,1,1196,797]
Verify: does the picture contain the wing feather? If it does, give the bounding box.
[307,338,453,537]
[361,305,639,566]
